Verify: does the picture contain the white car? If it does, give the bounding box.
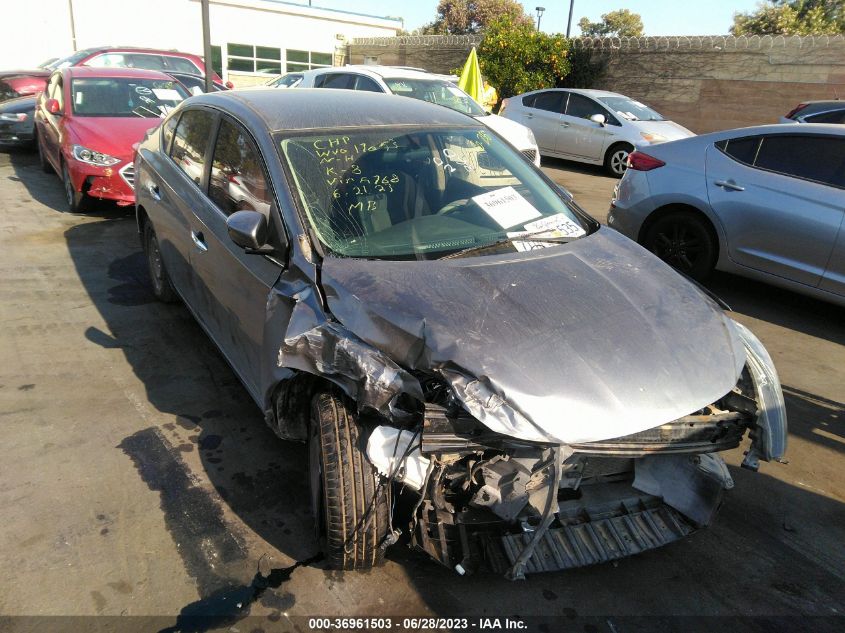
[500,88,694,177]
[293,65,541,167]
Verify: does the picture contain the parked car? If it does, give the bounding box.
[166,71,228,95]
[0,95,37,148]
[264,72,303,88]
[34,66,189,211]
[295,66,542,167]
[500,88,694,177]
[44,46,230,90]
[608,124,845,306]
[780,99,845,124]
[135,89,786,576]
[0,70,50,102]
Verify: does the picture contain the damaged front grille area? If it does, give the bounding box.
[570,406,753,456]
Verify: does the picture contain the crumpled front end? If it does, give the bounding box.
[363,322,786,578]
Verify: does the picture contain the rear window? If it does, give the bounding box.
[804,110,845,124]
[715,137,761,165]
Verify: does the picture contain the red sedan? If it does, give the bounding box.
[34,67,189,211]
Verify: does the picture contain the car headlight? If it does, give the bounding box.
[732,321,788,469]
[72,145,120,166]
[640,132,667,144]
[0,112,27,122]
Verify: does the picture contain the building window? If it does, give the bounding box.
[226,42,282,75]
[286,49,333,73]
[210,45,222,76]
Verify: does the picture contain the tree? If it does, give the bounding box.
[578,9,644,37]
[422,0,533,35]
[731,0,844,35]
[477,16,571,107]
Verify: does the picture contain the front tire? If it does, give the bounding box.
[643,211,717,281]
[309,390,388,570]
[604,143,633,178]
[62,161,87,212]
[143,221,178,303]
[36,132,52,174]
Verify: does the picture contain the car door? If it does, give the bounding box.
[156,107,218,305]
[557,92,612,160]
[518,91,564,154]
[706,133,845,287]
[37,73,64,168]
[188,115,284,399]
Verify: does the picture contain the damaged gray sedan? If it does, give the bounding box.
[135,89,787,578]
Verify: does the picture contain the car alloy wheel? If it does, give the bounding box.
[609,149,629,177]
[144,222,178,302]
[644,211,716,281]
[62,162,86,212]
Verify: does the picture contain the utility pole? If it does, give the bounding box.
[201,0,213,93]
[67,0,78,51]
[566,0,575,38]
[535,6,545,31]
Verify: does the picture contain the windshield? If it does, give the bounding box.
[48,49,97,70]
[597,96,664,121]
[383,78,487,117]
[70,78,188,118]
[271,73,302,88]
[280,126,591,260]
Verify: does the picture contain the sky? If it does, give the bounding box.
[306,0,764,35]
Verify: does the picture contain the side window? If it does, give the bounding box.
[127,54,166,71]
[320,73,355,90]
[755,135,845,188]
[208,118,272,216]
[161,113,180,154]
[715,136,761,165]
[163,56,201,75]
[169,109,215,187]
[565,93,602,119]
[531,91,564,113]
[85,53,128,68]
[805,110,845,124]
[354,75,383,92]
[45,74,62,107]
[521,94,537,108]
[51,76,64,109]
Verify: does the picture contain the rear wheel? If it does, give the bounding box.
[643,211,717,281]
[62,161,87,213]
[309,390,388,570]
[143,221,178,303]
[604,143,633,178]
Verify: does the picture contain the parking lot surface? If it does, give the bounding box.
[1,149,844,631]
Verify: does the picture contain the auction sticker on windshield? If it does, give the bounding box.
[472,186,541,229]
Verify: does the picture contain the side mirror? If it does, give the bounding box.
[226,210,270,252]
[46,98,62,115]
[589,113,606,127]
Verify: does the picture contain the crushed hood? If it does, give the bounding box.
[319,228,746,444]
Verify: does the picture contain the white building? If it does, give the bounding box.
[2,0,402,86]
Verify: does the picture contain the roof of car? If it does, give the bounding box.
[701,122,845,140]
[187,88,483,132]
[79,46,201,58]
[61,66,178,81]
[304,65,454,82]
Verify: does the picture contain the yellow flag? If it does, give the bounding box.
[457,47,484,104]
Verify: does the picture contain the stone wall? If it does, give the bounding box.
[348,34,845,133]
[580,35,845,133]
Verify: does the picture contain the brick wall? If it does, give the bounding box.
[348,35,845,133]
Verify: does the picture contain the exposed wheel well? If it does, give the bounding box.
[638,203,719,259]
[271,372,337,442]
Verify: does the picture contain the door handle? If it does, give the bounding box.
[715,180,745,192]
[147,181,161,201]
[525,112,534,119]
[560,122,570,127]
[191,230,208,252]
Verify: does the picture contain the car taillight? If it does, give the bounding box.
[784,103,808,119]
[627,151,665,171]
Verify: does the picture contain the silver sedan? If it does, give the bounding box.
[609,123,845,307]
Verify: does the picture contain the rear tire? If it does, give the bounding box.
[604,143,633,178]
[143,221,178,303]
[62,161,87,213]
[309,390,388,570]
[643,211,717,281]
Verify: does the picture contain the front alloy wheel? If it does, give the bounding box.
[605,145,632,178]
[62,162,86,213]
